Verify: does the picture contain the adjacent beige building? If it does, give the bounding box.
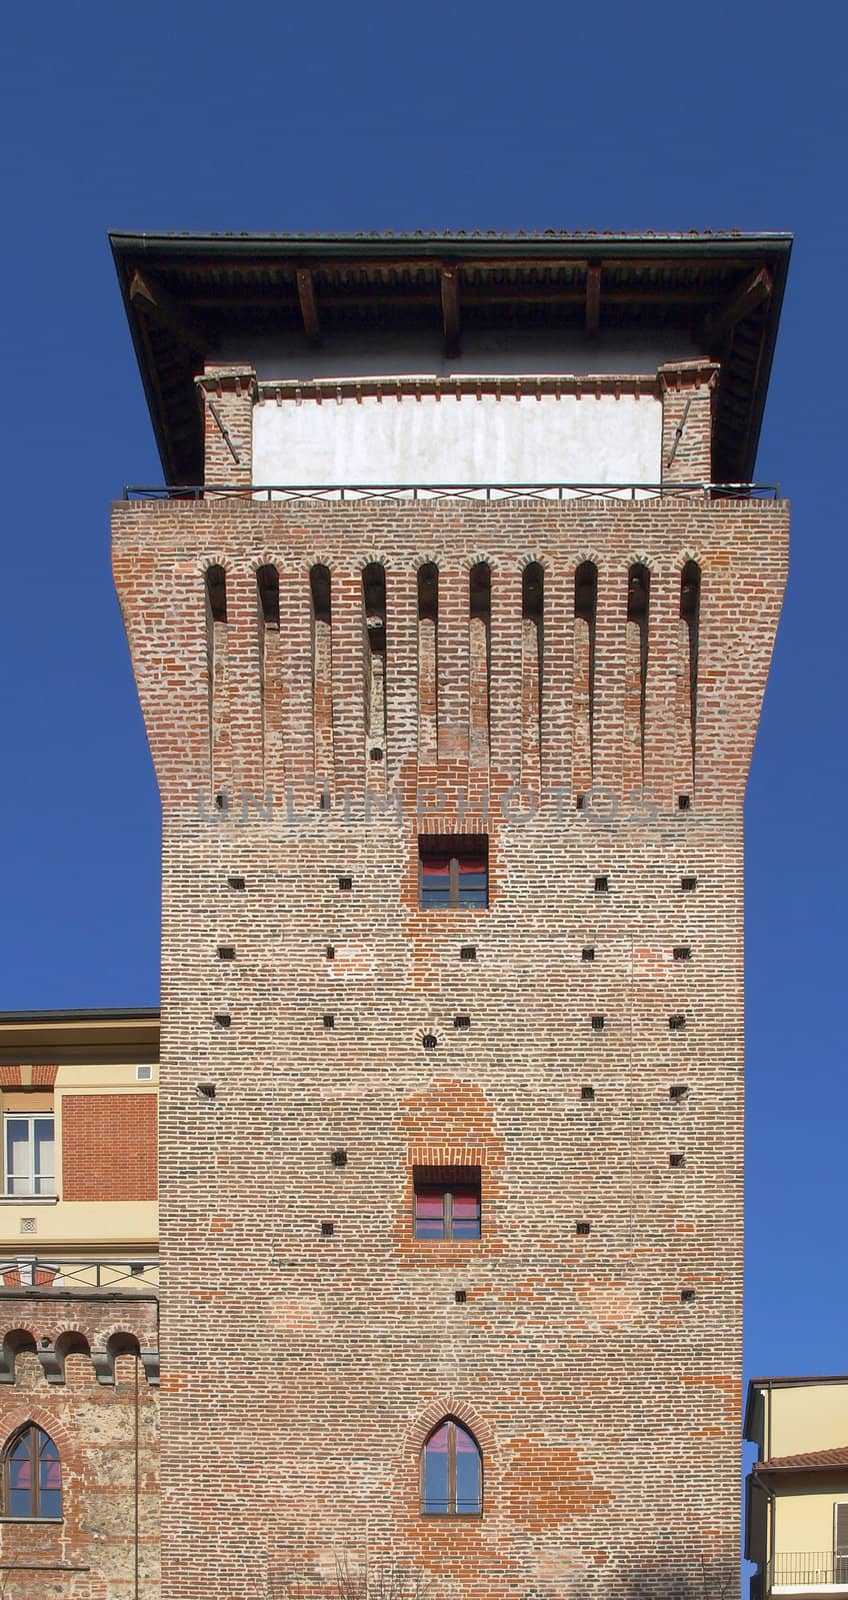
[746,1377,848,1598]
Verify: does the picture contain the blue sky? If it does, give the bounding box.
[1,0,846,1418]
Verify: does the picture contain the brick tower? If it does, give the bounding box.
[111,231,791,1600]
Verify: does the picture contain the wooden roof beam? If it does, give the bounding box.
[129,270,208,356]
[296,269,321,344]
[441,266,461,354]
[701,266,772,346]
[585,263,601,335]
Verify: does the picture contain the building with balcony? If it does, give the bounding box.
[0,1007,160,1596]
[746,1377,848,1599]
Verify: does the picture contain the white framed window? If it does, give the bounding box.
[4,1116,55,1198]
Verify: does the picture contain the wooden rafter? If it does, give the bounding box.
[440,266,461,354]
[128,270,208,355]
[296,269,321,344]
[585,263,601,335]
[701,266,772,346]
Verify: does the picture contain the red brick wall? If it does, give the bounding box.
[62,1094,157,1202]
[113,495,788,1600]
[0,1295,159,1599]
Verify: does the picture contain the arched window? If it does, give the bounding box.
[3,1424,61,1519]
[421,1419,482,1515]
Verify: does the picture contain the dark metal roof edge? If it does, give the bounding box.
[744,1374,848,1441]
[0,1007,160,1025]
[109,228,794,261]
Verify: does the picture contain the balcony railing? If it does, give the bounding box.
[768,1552,848,1590]
[0,1257,159,1292]
[123,480,781,503]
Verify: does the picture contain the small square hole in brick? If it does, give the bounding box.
[673,946,691,961]
[681,1288,696,1304]
[678,794,691,811]
[670,1084,690,1101]
[454,1015,471,1030]
[576,1221,591,1235]
[319,791,331,812]
[217,945,235,961]
[338,876,353,891]
[681,876,697,892]
[669,1014,686,1031]
[326,946,335,959]
[369,747,384,762]
[331,1150,347,1168]
[454,1290,467,1304]
[594,876,609,893]
[582,946,595,961]
[669,1153,686,1168]
[214,1013,231,1029]
[422,1034,437,1050]
[591,1015,605,1031]
[581,1085,595,1101]
[576,794,585,811]
[323,1014,335,1029]
[215,792,227,812]
[227,875,245,891]
[460,945,477,961]
[321,1221,334,1237]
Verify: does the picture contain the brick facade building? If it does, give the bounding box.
[0,1010,160,1598]
[2,231,792,1600]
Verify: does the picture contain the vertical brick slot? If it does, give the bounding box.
[205,564,229,795]
[310,564,334,801]
[625,563,650,789]
[417,562,438,765]
[521,562,543,791]
[363,563,387,773]
[573,560,596,798]
[257,564,283,796]
[469,561,491,768]
[679,560,701,793]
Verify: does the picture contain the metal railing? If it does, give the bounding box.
[123,480,780,503]
[768,1551,848,1588]
[0,1257,159,1292]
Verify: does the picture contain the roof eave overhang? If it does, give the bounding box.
[109,230,793,488]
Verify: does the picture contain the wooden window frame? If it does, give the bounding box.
[419,1419,483,1517]
[3,1112,55,1198]
[418,836,489,911]
[2,1425,62,1520]
[413,1167,481,1242]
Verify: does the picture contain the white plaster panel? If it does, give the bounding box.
[253,392,662,487]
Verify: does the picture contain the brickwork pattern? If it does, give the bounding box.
[113,495,788,1600]
[0,1295,159,1598]
[62,1094,158,1202]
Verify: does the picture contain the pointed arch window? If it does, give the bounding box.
[3,1425,61,1519]
[421,1419,482,1515]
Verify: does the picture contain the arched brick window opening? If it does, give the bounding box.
[680,560,701,767]
[257,565,282,792]
[521,563,544,785]
[2,1424,61,1519]
[627,563,651,774]
[417,563,439,762]
[420,1418,482,1515]
[310,565,334,796]
[205,565,229,792]
[573,561,597,792]
[205,564,227,625]
[363,564,387,753]
[257,564,280,629]
[469,563,491,764]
